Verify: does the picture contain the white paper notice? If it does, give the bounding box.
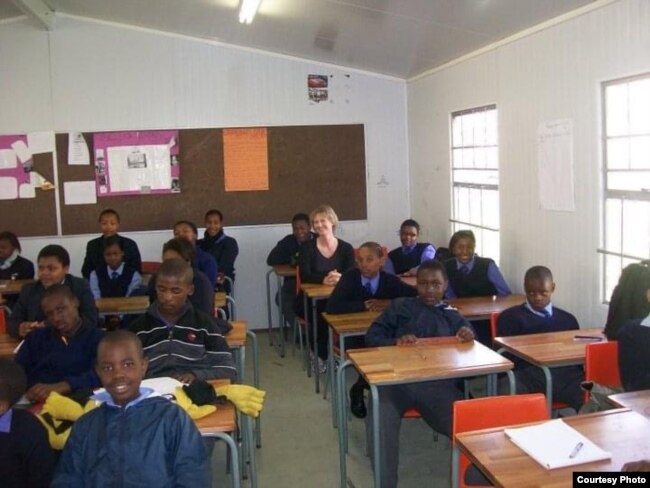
[18,183,36,199]
[0,177,18,200]
[0,149,17,169]
[11,140,32,163]
[64,181,97,205]
[68,132,90,165]
[107,144,172,192]
[538,119,575,212]
[27,131,55,154]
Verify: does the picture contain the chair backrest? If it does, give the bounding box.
[141,261,162,274]
[453,394,549,488]
[585,341,621,396]
[0,307,5,334]
[489,312,500,343]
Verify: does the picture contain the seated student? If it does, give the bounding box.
[0,231,34,281]
[497,266,583,411]
[298,205,355,372]
[8,245,98,339]
[147,238,214,316]
[382,219,436,276]
[617,287,650,392]
[173,220,218,287]
[365,260,475,488]
[131,258,236,382]
[52,330,209,487]
[326,241,417,418]
[88,235,142,299]
[623,459,650,472]
[81,209,142,279]
[15,285,104,403]
[0,359,56,488]
[266,212,315,325]
[197,209,239,293]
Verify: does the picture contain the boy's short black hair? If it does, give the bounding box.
[524,266,554,283]
[204,209,223,221]
[291,213,310,225]
[416,259,448,280]
[449,230,476,250]
[158,258,194,285]
[174,220,198,236]
[163,238,195,263]
[0,231,21,252]
[103,235,124,251]
[99,209,120,222]
[38,244,70,267]
[0,359,27,406]
[359,241,384,258]
[400,219,420,232]
[41,283,77,304]
[98,330,144,359]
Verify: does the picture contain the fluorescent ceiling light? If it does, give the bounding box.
[239,0,262,24]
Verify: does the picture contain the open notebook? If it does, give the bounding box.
[504,419,611,469]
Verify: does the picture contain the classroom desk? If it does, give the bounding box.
[95,296,150,316]
[336,339,513,488]
[447,294,525,320]
[454,408,650,488]
[0,279,34,296]
[608,389,650,417]
[265,264,296,357]
[493,328,604,414]
[301,282,335,393]
[0,333,19,358]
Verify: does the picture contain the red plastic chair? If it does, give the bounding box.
[141,261,162,274]
[0,307,6,334]
[452,394,549,488]
[584,341,621,403]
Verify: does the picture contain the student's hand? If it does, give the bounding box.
[456,326,475,343]
[25,382,71,403]
[397,334,417,345]
[401,268,417,277]
[323,270,341,286]
[365,299,391,312]
[216,273,225,285]
[18,321,44,338]
[622,460,650,472]
[173,372,197,384]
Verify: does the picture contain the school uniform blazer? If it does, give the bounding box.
[617,318,650,392]
[325,269,417,314]
[197,230,239,281]
[266,232,317,266]
[365,297,473,347]
[8,275,98,338]
[81,234,142,279]
[298,239,355,284]
[0,255,35,281]
[194,247,218,287]
[52,397,209,488]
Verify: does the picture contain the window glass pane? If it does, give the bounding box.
[457,186,470,223]
[453,169,498,186]
[622,200,650,258]
[606,83,629,136]
[605,198,622,253]
[604,254,622,301]
[482,229,500,265]
[629,79,650,134]
[486,110,498,146]
[630,136,650,169]
[474,111,487,146]
[607,171,650,191]
[462,147,474,168]
[453,148,464,168]
[482,190,500,228]
[606,138,629,169]
[469,188,482,226]
[474,147,487,168]
[461,114,474,146]
[452,117,463,147]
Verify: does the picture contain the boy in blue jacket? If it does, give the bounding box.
[52,329,210,487]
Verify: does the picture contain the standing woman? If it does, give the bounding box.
[0,231,34,281]
[298,205,355,371]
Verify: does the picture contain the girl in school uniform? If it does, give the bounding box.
[0,231,34,281]
[383,219,436,276]
[88,236,142,300]
[297,205,355,372]
[197,209,239,294]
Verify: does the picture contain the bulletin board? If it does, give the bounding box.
[55,124,366,235]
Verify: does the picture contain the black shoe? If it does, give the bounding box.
[349,383,367,419]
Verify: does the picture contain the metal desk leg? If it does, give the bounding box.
[451,444,460,488]
[542,365,553,415]
[202,432,241,488]
[246,330,262,448]
[265,269,273,346]
[337,360,353,488]
[371,384,381,488]
[243,415,258,488]
[312,297,320,393]
[276,273,285,357]
[507,370,515,395]
[328,328,337,427]
[303,293,311,378]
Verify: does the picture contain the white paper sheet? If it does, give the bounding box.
[18,183,35,198]
[27,131,55,154]
[64,180,97,205]
[68,131,90,165]
[10,140,32,163]
[0,149,17,169]
[505,419,611,469]
[0,177,18,199]
[538,119,575,211]
[107,144,172,192]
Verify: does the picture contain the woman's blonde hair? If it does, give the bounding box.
[310,204,339,231]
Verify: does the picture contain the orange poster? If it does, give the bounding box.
[223,128,269,192]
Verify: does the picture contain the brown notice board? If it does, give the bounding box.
[1,152,57,237]
[56,124,367,235]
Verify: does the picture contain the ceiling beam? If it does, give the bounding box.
[12,0,54,30]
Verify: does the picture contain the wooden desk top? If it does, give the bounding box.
[301,283,335,299]
[494,328,604,367]
[194,379,236,434]
[0,334,19,358]
[322,311,380,335]
[214,292,227,308]
[448,294,525,319]
[456,409,650,487]
[348,339,512,385]
[225,320,247,348]
[0,279,34,295]
[96,296,150,314]
[272,264,297,277]
[608,390,650,417]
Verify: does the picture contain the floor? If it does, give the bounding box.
[211,329,456,488]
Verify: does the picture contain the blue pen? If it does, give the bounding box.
[573,335,603,341]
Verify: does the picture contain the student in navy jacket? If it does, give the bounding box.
[383,219,436,276]
[89,235,142,299]
[497,266,583,411]
[267,213,316,325]
[15,285,103,403]
[81,209,141,279]
[8,245,98,339]
[173,220,218,288]
[197,209,239,293]
[617,287,650,392]
[0,231,34,281]
[326,241,416,418]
